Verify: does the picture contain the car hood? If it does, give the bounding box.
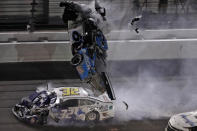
[170,111,197,129]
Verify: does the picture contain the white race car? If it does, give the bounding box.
[166,111,197,131]
[12,86,114,124]
[50,86,114,122]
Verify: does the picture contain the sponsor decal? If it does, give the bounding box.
[99,105,108,112]
[88,105,108,112]
[181,115,195,127]
[77,108,85,115]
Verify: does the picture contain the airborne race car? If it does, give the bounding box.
[12,86,114,125]
[166,111,197,131]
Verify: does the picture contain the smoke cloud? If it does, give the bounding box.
[95,0,197,121]
[110,61,197,121]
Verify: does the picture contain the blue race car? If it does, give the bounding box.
[70,30,108,81]
[60,0,116,101]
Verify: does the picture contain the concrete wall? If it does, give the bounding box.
[1,29,197,42]
[0,29,197,63]
[0,43,72,63]
[0,39,197,63]
[108,39,197,60]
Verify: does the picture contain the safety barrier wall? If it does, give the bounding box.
[0,39,197,63]
[1,29,197,42]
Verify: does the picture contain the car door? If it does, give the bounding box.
[55,99,79,120]
[79,99,96,113]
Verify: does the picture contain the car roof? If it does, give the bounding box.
[53,86,90,97]
[52,86,112,103]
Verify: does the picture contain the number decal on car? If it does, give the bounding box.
[61,88,79,96]
[70,88,79,95]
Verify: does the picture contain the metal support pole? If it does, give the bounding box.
[43,0,49,23]
[29,0,38,32]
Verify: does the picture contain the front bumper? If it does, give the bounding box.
[165,122,183,131]
[12,105,48,125]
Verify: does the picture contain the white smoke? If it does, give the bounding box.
[94,0,197,121]
[111,66,197,121]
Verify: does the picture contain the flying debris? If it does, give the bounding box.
[130,15,142,33]
[122,101,129,110]
[95,0,106,21]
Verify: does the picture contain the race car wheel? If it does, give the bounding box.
[71,54,83,66]
[85,111,99,122]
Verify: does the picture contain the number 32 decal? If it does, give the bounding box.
[61,88,79,96]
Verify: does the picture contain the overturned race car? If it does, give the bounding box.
[12,86,114,125]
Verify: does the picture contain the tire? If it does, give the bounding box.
[85,111,99,122]
[71,54,83,66]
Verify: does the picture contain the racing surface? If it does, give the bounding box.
[2,29,197,130]
[2,38,197,131]
[0,80,168,131]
